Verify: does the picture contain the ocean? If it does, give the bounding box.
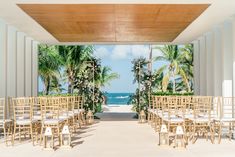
[104,93,133,105]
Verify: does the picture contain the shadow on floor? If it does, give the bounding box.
[95,112,137,121]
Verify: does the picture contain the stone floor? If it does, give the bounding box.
[1,105,235,157]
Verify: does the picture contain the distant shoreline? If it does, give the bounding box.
[107,104,131,106]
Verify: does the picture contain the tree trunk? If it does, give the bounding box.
[68,69,74,94]
[45,78,50,95]
[148,45,152,72]
[172,72,176,93]
[186,81,191,92]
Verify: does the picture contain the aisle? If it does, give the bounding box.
[1,111,235,157]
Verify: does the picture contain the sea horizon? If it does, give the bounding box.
[104,92,133,105]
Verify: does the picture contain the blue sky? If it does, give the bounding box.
[93,45,164,93]
[39,45,165,93]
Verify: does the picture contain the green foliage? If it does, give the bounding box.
[153,44,193,93]
[38,44,62,95]
[38,44,119,113]
[96,66,120,88]
[130,44,194,114]
[152,91,193,96]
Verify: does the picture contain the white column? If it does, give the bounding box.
[25,37,32,96]
[221,21,233,97]
[32,41,38,96]
[199,36,207,95]
[193,40,200,95]
[232,20,235,98]
[213,27,223,96]
[7,26,17,97]
[16,32,26,97]
[205,32,214,96]
[0,20,7,98]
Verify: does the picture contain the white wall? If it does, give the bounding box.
[199,36,207,96]
[193,18,235,97]
[193,40,200,95]
[0,19,7,98]
[0,18,39,98]
[16,32,26,97]
[7,26,17,97]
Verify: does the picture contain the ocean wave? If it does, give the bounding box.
[115,96,129,99]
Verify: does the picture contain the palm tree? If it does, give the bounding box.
[180,44,194,91]
[97,66,119,88]
[38,44,61,95]
[153,45,192,93]
[58,45,93,94]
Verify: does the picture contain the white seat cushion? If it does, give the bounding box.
[0,119,12,124]
[163,117,184,123]
[33,115,41,121]
[74,109,79,114]
[192,118,210,123]
[214,117,235,122]
[184,114,194,119]
[16,119,36,125]
[43,119,63,125]
[79,109,85,112]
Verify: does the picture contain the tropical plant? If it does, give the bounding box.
[38,44,62,95]
[153,45,193,93]
[57,45,94,94]
[130,57,153,114]
[96,66,119,88]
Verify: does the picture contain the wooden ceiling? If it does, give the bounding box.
[18,4,209,42]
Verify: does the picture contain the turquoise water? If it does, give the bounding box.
[105,93,133,105]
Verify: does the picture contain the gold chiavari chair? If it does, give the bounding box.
[0,98,13,145]
[162,96,186,147]
[40,97,65,146]
[74,96,85,126]
[59,97,71,124]
[148,95,155,124]
[153,96,163,132]
[180,96,193,142]
[214,97,235,143]
[191,96,214,144]
[12,97,37,145]
[68,96,79,133]
[31,97,44,144]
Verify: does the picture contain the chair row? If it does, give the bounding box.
[0,96,85,147]
[148,96,235,148]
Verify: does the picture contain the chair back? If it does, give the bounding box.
[41,97,60,122]
[212,96,221,118]
[193,96,212,120]
[68,96,75,113]
[165,96,183,119]
[221,97,235,118]
[12,97,32,121]
[59,97,69,116]
[74,96,83,110]
[0,98,6,123]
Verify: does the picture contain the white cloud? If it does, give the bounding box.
[110,45,131,60]
[95,45,164,61]
[94,47,109,59]
[130,45,150,58]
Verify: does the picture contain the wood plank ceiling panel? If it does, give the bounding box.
[17,4,209,42]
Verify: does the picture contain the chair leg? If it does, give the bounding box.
[3,124,7,145]
[30,124,34,145]
[218,122,222,144]
[12,123,16,146]
[57,125,60,146]
[40,126,44,145]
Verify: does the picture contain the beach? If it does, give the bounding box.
[102,104,133,113]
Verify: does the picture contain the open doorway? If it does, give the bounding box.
[38,44,193,121]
